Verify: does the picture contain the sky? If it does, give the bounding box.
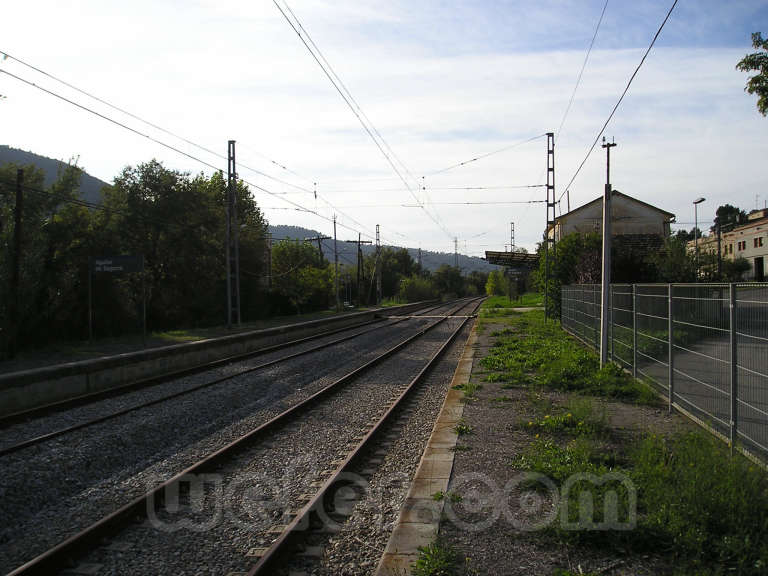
[1,0,767,256]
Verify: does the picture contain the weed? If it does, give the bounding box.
[411,539,459,576]
[451,444,471,452]
[433,490,462,503]
[630,432,768,573]
[523,398,607,436]
[453,380,481,398]
[454,419,473,436]
[490,396,513,403]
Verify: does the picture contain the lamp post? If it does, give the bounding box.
[694,197,705,280]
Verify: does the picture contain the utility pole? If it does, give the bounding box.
[333,215,340,312]
[544,132,556,321]
[345,234,371,307]
[717,222,722,280]
[454,237,458,269]
[304,236,331,261]
[8,169,23,358]
[510,222,515,251]
[226,141,241,327]
[376,224,382,305]
[418,246,422,270]
[600,136,617,366]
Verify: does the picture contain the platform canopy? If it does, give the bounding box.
[484,251,540,271]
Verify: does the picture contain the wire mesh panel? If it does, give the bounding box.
[561,282,768,462]
[670,284,731,438]
[610,284,634,371]
[735,284,768,458]
[634,284,671,393]
[561,284,600,346]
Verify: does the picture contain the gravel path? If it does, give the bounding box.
[0,302,466,574]
[71,318,468,575]
[440,318,679,576]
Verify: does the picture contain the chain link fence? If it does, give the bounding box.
[561,283,768,461]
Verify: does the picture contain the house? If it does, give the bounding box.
[693,209,768,281]
[547,190,674,242]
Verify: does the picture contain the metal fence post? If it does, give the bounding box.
[594,285,599,350]
[729,283,738,450]
[609,285,614,361]
[668,284,674,413]
[632,284,637,379]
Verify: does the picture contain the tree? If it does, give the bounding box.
[648,237,696,283]
[737,32,768,116]
[485,270,507,296]
[713,204,747,232]
[675,228,699,243]
[270,240,332,314]
[432,265,464,299]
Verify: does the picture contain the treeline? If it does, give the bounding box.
[1,159,492,357]
[0,160,269,358]
[269,241,489,313]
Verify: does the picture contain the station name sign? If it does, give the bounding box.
[92,255,144,274]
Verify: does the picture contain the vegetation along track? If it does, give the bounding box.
[0,300,454,456]
[1,297,481,575]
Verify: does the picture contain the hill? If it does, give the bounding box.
[268,224,500,274]
[0,145,109,205]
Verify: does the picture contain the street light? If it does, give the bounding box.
[694,197,706,279]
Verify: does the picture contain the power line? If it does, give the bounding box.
[559,0,679,203]
[426,134,546,176]
[0,68,223,173]
[0,49,314,194]
[285,184,546,194]
[272,0,453,240]
[555,0,609,141]
[0,50,381,242]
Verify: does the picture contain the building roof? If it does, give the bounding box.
[484,251,539,269]
[553,190,675,226]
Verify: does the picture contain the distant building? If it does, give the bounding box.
[547,190,674,242]
[692,209,768,281]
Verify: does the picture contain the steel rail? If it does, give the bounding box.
[0,301,447,428]
[247,298,483,574]
[5,298,481,576]
[0,301,457,457]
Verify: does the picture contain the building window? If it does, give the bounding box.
[738,241,746,251]
[755,237,764,248]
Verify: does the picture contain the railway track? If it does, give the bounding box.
[0,300,449,430]
[1,298,481,576]
[0,300,455,457]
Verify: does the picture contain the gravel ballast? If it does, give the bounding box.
[0,301,469,574]
[72,316,470,575]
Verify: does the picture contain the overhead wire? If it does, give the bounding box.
[426,133,547,177]
[555,0,609,141]
[0,50,384,244]
[272,0,454,240]
[559,0,679,203]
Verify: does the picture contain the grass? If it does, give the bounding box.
[522,397,607,437]
[432,490,463,503]
[454,419,473,436]
[495,309,768,575]
[411,539,460,576]
[453,380,481,399]
[479,309,657,404]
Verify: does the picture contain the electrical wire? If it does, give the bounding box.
[272,0,453,240]
[555,0,609,141]
[426,133,547,176]
[559,0,679,203]
[0,51,384,244]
